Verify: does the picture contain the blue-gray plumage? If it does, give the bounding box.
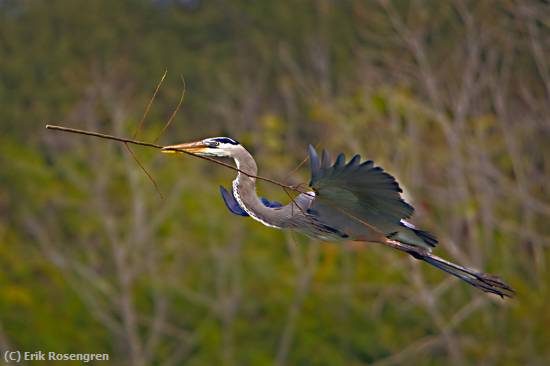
[162,137,514,298]
[219,186,249,216]
[220,185,282,216]
[306,145,435,248]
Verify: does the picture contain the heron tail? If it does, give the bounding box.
[408,250,515,298]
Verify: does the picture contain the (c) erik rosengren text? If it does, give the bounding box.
[3,350,109,363]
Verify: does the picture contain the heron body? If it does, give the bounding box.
[162,137,514,298]
[218,141,435,248]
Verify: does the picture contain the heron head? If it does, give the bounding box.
[161,137,241,158]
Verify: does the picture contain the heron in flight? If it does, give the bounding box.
[162,137,513,298]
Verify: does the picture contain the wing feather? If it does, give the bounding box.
[308,146,414,233]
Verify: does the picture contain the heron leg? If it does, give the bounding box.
[381,239,514,298]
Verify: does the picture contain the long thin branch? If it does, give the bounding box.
[45,124,312,196]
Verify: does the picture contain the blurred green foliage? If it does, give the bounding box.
[1,0,550,365]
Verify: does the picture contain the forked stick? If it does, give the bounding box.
[45,124,313,196]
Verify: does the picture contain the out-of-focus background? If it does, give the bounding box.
[1,1,549,365]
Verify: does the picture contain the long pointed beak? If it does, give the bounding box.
[161,141,207,154]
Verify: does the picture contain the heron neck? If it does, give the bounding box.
[231,148,284,228]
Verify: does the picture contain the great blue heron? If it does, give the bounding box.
[162,137,514,298]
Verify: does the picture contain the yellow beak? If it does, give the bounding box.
[161,141,208,154]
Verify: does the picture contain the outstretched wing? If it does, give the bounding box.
[308,145,414,235]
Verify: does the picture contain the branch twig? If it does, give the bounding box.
[45,124,312,196]
[134,69,167,139]
[154,75,186,144]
